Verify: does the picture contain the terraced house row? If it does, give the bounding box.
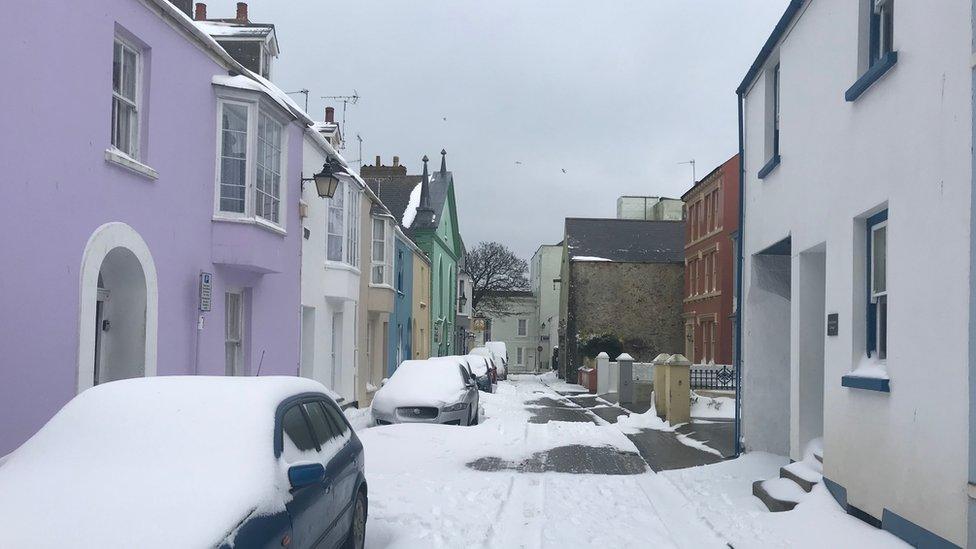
[0,0,469,456]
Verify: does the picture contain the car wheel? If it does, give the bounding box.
[343,490,367,549]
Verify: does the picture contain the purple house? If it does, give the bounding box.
[0,0,313,455]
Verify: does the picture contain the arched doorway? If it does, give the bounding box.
[78,223,158,393]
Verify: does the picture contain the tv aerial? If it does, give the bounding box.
[321,91,361,149]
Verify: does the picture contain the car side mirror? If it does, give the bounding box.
[288,462,325,489]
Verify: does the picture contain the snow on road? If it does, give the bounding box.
[355,374,906,549]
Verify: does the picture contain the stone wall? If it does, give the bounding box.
[565,262,684,377]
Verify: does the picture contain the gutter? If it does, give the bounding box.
[734,91,746,458]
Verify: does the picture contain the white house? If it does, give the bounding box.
[737,1,972,546]
[531,244,563,370]
[481,291,540,373]
[299,114,362,404]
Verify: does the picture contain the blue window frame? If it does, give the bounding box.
[866,209,888,359]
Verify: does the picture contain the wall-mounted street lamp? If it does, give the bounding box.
[302,157,346,198]
[458,292,468,311]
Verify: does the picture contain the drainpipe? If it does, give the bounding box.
[968,0,976,543]
[734,90,746,458]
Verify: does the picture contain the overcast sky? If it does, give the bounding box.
[206,0,788,259]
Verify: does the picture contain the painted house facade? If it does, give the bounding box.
[363,152,465,358]
[1,0,308,455]
[530,243,564,370]
[387,230,431,376]
[299,111,362,403]
[681,154,740,366]
[479,291,540,373]
[738,1,973,545]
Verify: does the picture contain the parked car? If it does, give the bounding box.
[470,347,499,383]
[0,376,367,549]
[486,341,509,380]
[371,358,480,426]
[460,354,493,393]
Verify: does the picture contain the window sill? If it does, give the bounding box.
[325,261,361,275]
[369,283,395,291]
[212,215,287,237]
[845,51,898,102]
[757,155,781,179]
[841,374,890,393]
[104,148,158,180]
[684,290,722,303]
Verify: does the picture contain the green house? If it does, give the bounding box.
[363,151,464,356]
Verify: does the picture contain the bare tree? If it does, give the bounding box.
[466,241,529,316]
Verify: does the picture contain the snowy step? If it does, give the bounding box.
[779,461,822,493]
[813,448,823,464]
[752,478,806,513]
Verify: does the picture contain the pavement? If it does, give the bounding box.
[533,376,734,472]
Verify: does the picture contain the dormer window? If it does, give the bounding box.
[260,47,272,79]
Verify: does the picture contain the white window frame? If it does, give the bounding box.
[346,188,361,267]
[517,318,527,337]
[213,94,289,232]
[370,217,394,287]
[870,220,888,360]
[111,37,142,160]
[326,179,345,263]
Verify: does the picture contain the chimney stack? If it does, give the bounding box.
[393,156,400,167]
[236,2,248,22]
[194,2,207,20]
[375,156,381,167]
[325,107,335,123]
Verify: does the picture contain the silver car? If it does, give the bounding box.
[371,358,480,426]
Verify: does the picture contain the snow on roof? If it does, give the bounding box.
[195,20,274,38]
[372,359,467,411]
[402,181,423,228]
[572,256,613,262]
[0,376,333,548]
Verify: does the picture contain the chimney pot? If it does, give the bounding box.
[194,2,207,20]
[236,2,248,22]
[325,107,335,123]
[393,156,400,167]
[375,156,381,167]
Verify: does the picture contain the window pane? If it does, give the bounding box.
[222,104,249,132]
[282,406,318,454]
[873,226,886,294]
[303,401,337,445]
[256,113,282,223]
[112,42,122,93]
[327,235,343,261]
[121,47,137,101]
[372,241,384,262]
[321,401,350,436]
[372,266,384,284]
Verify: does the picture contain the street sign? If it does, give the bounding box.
[199,272,213,312]
[827,313,838,336]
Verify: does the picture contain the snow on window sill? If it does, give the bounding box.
[212,215,287,237]
[842,356,890,392]
[325,261,361,275]
[104,147,158,180]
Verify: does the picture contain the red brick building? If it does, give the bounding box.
[681,154,739,365]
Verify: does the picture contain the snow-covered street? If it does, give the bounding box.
[354,375,906,548]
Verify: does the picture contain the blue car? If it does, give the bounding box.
[0,376,367,549]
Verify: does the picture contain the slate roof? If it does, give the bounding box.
[196,21,275,39]
[564,218,685,264]
[363,171,451,233]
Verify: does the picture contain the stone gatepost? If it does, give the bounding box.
[596,352,610,395]
[617,353,635,404]
[664,354,691,425]
[651,353,670,418]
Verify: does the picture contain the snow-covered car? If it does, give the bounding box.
[459,354,493,393]
[486,341,510,380]
[0,376,368,549]
[371,358,480,426]
[470,346,501,383]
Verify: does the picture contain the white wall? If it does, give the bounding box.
[740,1,971,544]
[485,296,539,373]
[531,245,563,369]
[301,134,359,402]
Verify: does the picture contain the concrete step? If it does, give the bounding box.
[779,464,819,493]
[752,478,805,513]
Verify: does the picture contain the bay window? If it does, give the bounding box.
[326,181,361,267]
[371,218,394,286]
[215,98,287,229]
